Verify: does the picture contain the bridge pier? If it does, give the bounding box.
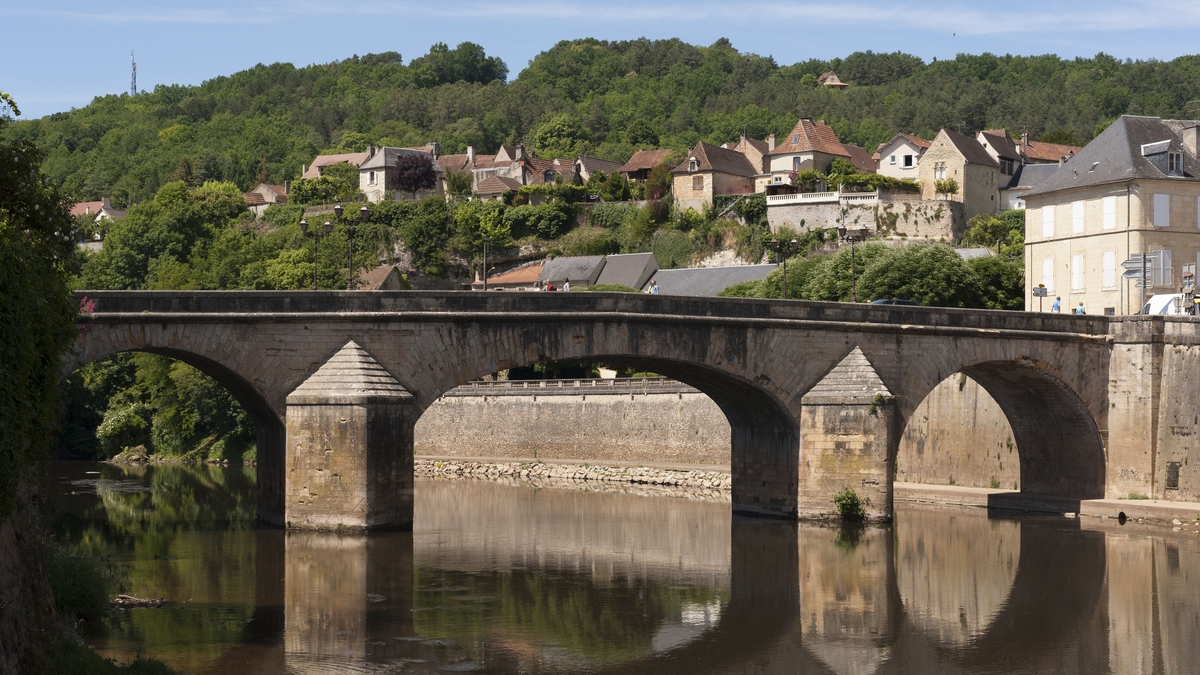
[797,348,895,521]
[284,342,417,532]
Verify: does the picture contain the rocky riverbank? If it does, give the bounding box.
[415,459,731,502]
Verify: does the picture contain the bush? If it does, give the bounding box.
[505,203,571,239]
[584,283,640,292]
[95,402,151,458]
[651,229,694,269]
[834,486,866,521]
[49,542,113,621]
[858,243,984,307]
[935,178,959,195]
[589,203,636,229]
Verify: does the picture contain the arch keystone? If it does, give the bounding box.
[285,341,416,532]
[799,346,895,522]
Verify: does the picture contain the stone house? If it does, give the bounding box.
[617,149,675,182]
[475,175,522,201]
[671,142,759,211]
[764,119,852,189]
[469,144,571,194]
[471,261,545,291]
[242,183,288,217]
[918,129,1000,220]
[1022,115,1200,316]
[1017,131,1083,165]
[573,156,623,184]
[875,133,930,180]
[301,151,370,179]
[818,71,849,89]
[358,146,446,202]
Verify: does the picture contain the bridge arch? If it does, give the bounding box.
[897,358,1106,500]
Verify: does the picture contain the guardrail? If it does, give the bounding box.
[442,376,700,397]
[764,190,880,206]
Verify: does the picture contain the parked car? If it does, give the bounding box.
[870,298,920,306]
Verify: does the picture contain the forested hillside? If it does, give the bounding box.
[10,38,1200,207]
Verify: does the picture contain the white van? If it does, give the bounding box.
[1140,294,1193,315]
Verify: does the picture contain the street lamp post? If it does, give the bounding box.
[481,238,491,291]
[836,225,870,302]
[299,217,333,290]
[334,203,370,290]
[769,237,799,299]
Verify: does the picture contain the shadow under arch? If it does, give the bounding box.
[422,352,803,518]
[68,346,287,525]
[901,359,1106,501]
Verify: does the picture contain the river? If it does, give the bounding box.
[46,461,1200,674]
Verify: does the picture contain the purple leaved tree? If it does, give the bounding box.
[390,153,438,199]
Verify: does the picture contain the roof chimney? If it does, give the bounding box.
[427,141,440,158]
[1020,130,1029,156]
[467,145,475,164]
[767,133,776,151]
[515,144,526,161]
[1181,124,1200,158]
[367,145,377,159]
[302,163,307,176]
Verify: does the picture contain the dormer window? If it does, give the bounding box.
[688,158,698,172]
[1169,151,1183,174]
[792,134,800,144]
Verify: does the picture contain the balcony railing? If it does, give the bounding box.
[765,190,879,206]
[442,376,700,397]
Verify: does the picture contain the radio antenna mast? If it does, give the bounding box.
[130,51,137,96]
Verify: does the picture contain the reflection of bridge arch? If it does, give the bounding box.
[75,291,1117,525]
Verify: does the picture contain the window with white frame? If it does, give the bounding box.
[1153,250,1173,286]
[1042,257,1055,291]
[369,171,377,186]
[1042,206,1055,238]
[1154,193,1170,227]
[890,155,896,165]
[688,158,698,172]
[933,162,946,180]
[1072,201,1085,233]
[1072,254,1085,290]
[1103,251,1116,288]
[1169,151,1183,174]
[903,154,914,168]
[1103,196,1116,229]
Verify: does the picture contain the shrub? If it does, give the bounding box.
[49,542,113,621]
[834,486,867,521]
[584,283,639,292]
[651,229,694,269]
[505,204,571,239]
[589,203,636,229]
[935,178,959,195]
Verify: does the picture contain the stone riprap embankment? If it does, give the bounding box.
[415,459,731,502]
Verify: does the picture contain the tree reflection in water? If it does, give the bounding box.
[43,462,1200,674]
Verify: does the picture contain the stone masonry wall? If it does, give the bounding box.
[768,196,966,242]
[414,384,731,466]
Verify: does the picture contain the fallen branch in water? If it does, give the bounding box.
[113,594,170,608]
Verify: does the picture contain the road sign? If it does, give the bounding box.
[1032,286,1048,297]
[1123,251,1163,271]
[1123,268,1152,280]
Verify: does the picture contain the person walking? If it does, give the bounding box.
[563,280,571,292]
[649,279,660,294]
[1075,301,1086,315]
[1051,296,1061,313]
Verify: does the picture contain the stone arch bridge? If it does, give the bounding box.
[72,291,1189,529]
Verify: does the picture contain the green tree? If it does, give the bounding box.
[531,114,592,158]
[858,243,985,307]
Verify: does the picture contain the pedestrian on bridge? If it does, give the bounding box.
[563,280,571,292]
[1075,302,1087,315]
[1051,296,1061,313]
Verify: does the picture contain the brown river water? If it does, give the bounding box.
[46,461,1200,674]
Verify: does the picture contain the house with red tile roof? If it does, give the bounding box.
[70,197,125,222]
[876,133,931,180]
[840,144,878,174]
[672,142,758,211]
[1016,131,1082,165]
[765,119,852,187]
[470,260,546,290]
[818,71,849,90]
[617,149,675,182]
[301,151,370,180]
[242,183,288,217]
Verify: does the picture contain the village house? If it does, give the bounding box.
[572,156,623,184]
[301,151,370,179]
[875,133,930,180]
[671,142,758,211]
[841,144,878,174]
[764,119,852,192]
[1017,131,1083,165]
[469,144,571,194]
[472,260,545,291]
[1022,115,1200,316]
[996,164,1059,210]
[358,145,446,202]
[617,149,675,182]
[475,175,522,201]
[818,71,849,90]
[242,183,288,217]
[70,197,125,222]
[918,129,1000,219]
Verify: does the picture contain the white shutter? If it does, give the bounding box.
[1154,194,1170,227]
[1072,254,1085,290]
[1196,196,1200,228]
[1042,207,1055,238]
[1103,251,1116,288]
[1153,250,1173,286]
[1103,196,1116,229]
[1042,257,1055,292]
[1072,201,1085,233]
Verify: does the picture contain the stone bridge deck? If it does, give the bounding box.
[73,291,1200,529]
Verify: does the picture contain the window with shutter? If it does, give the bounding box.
[1042,258,1055,292]
[1154,194,1170,227]
[1072,254,1085,290]
[1103,251,1116,288]
[1153,250,1173,286]
[1103,196,1116,229]
[1072,201,1085,233]
[692,175,704,191]
[1042,207,1055,238]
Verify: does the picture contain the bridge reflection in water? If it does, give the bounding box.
[45,459,1200,675]
[186,481,1187,675]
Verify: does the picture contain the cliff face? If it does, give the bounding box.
[0,478,57,675]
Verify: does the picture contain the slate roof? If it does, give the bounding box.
[260,184,288,198]
[1023,139,1083,163]
[359,146,442,172]
[841,144,878,173]
[769,119,850,157]
[595,253,659,290]
[538,255,606,285]
[358,264,402,290]
[978,130,1021,159]
[576,156,623,174]
[645,264,777,297]
[937,129,999,167]
[1024,116,1200,198]
[1000,163,1059,191]
[619,149,675,173]
[302,151,370,179]
[671,142,759,177]
[476,175,522,194]
[801,346,891,404]
[286,341,413,404]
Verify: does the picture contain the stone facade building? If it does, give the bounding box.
[1022,115,1200,315]
[358,146,446,203]
[918,129,1000,220]
[672,142,759,211]
[765,119,851,187]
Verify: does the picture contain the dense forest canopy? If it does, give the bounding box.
[9,38,1200,208]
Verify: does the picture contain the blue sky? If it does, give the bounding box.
[4,0,1200,118]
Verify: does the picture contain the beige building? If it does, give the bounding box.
[875,133,930,181]
[764,119,852,190]
[918,129,1000,220]
[1022,115,1200,315]
[671,142,758,211]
